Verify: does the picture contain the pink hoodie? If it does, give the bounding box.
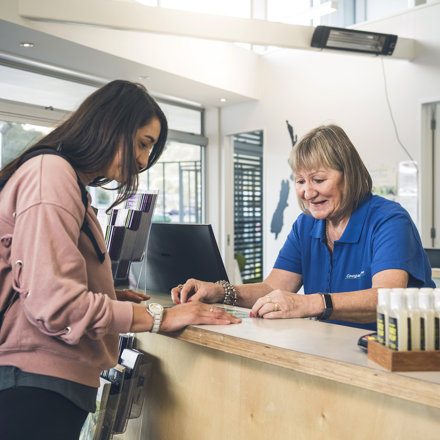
[0,155,133,387]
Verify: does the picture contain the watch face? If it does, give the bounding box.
[149,303,164,314]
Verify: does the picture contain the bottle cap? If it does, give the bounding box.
[377,288,390,306]
[389,291,406,310]
[418,290,434,310]
[405,290,418,309]
[433,291,440,309]
[391,288,405,293]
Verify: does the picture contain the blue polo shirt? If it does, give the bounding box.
[274,193,435,331]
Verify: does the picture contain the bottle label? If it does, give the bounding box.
[389,317,398,351]
[421,317,426,351]
[435,317,439,351]
[407,317,412,351]
[377,312,385,345]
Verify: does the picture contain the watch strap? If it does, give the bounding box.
[317,293,333,321]
[150,315,162,333]
[147,304,164,333]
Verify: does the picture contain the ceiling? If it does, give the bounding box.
[0,18,257,109]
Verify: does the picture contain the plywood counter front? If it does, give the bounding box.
[130,293,440,440]
[431,267,440,279]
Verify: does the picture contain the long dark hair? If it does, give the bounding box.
[0,80,168,209]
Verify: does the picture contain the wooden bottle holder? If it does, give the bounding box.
[368,340,440,372]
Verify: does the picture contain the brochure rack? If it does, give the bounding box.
[80,361,152,440]
[112,361,152,435]
[80,390,120,440]
[105,191,158,280]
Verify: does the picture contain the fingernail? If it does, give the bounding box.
[188,299,192,303]
[176,300,180,304]
[249,312,253,317]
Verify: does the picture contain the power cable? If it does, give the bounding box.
[381,57,418,173]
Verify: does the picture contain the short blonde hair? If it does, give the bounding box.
[289,124,372,219]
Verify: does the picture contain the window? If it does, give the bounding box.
[0,65,97,112]
[130,0,420,31]
[91,101,206,225]
[154,0,251,18]
[139,140,204,223]
[268,0,313,24]
[159,102,202,135]
[0,121,52,167]
[0,64,207,226]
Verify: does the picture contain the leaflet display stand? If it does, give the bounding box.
[112,362,152,435]
[82,191,157,439]
[80,392,119,440]
[105,191,158,280]
[80,361,152,440]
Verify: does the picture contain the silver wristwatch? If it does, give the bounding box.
[146,303,164,333]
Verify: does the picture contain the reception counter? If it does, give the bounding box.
[128,293,440,440]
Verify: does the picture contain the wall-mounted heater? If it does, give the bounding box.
[311,26,398,56]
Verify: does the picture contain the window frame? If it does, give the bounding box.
[0,96,208,223]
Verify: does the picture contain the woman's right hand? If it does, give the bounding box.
[170,279,224,304]
[160,301,241,332]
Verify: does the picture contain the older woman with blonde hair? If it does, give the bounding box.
[172,124,434,330]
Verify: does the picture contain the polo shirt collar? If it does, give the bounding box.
[310,217,326,240]
[309,193,372,243]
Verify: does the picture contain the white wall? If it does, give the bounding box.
[366,0,408,21]
[219,2,440,278]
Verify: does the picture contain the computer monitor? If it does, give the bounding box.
[137,223,229,294]
[424,248,440,268]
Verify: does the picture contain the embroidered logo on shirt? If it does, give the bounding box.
[345,271,365,280]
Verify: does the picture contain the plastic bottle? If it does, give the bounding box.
[388,290,408,351]
[433,289,440,351]
[418,288,435,351]
[405,289,421,351]
[377,288,390,346]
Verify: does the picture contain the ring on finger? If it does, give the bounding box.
[210,307,214,312]
[266,297,272,303]
[274,303,279,312]
[177,284,185,290]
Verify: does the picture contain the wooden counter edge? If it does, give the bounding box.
[156,325,440,410]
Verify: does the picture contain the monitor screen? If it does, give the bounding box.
[424,248,440,269]
[136,223,229,294]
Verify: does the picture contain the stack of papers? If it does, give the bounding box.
[124,192,155,212]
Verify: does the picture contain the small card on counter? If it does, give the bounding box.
[216,305,250,318]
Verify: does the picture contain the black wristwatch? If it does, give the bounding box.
[317,292,333,320]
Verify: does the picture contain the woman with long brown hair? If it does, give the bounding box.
[0,80,240,440]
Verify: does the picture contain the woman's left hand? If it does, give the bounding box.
[115,289,151,303]
[251,290,322,319]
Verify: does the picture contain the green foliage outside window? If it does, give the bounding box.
[0,121,48,167]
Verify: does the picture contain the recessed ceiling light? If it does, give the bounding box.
[220,98,227,102]
[139,75,150,80]
[20,42,34,48]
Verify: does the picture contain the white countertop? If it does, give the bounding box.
[144,292,440,408]
[152,292,440,385]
